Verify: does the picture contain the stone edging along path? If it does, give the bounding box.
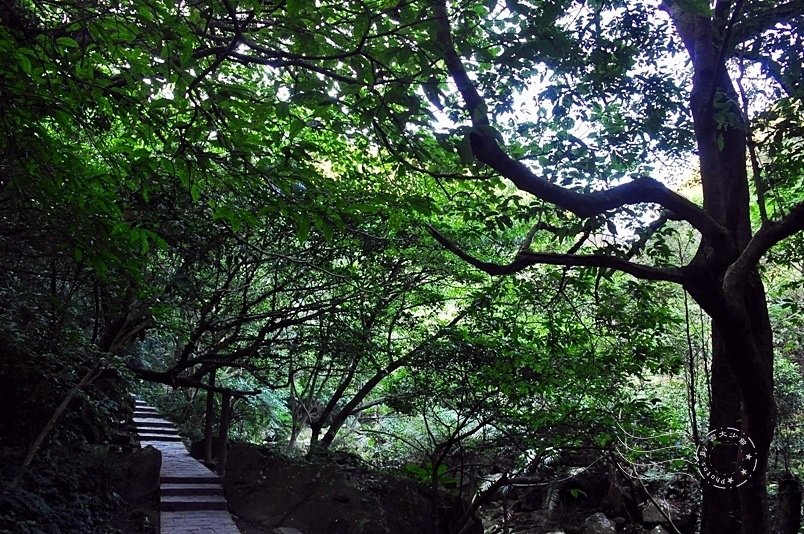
[133,399,242,534]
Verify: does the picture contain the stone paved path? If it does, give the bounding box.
[133,399,242,534]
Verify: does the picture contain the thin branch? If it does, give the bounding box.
[735,62,768,223]
[428,226,685,283]
[187,36,239,95]
[15,362,104,484]
[519,221,557,253]
[736,50,797,96]
[732,1,804,48]
[626,212,670,258]
[712,0,745,93]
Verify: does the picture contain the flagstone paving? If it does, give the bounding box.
[133,399,241,533]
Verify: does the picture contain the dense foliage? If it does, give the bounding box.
[2,0,804,532]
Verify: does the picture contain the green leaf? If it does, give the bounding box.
[16,52,31,75]
[56,37,80,49]
[676,0,712,15]
[213,205,235,221]
[151,98,173,109]
[89,256,108,277]
[569,488,588,499]
[296,215,311,243]
[319,219,333,241]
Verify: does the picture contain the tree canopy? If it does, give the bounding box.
[2,0,804,532]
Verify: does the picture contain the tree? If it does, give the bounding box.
[425,2,802,532]
[185,0,798,530]
[3,1,804,531]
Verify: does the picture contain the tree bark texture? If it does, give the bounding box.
[775,474,803,534]
[203,369,217,466]
[217,391,232,477]
[671,6,777,532]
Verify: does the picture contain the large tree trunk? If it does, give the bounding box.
[668,5,778,532]
[729,276,776,534]
[699,326,742,532]
[700,281,775,534]
[687,252,776,534]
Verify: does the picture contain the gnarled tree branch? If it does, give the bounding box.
[126,365,260,398]
[427,226,685,283]
[429,0,731,250]
[725,202,804,289]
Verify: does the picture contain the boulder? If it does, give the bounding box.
[224,444,482,534]
[641,499,683,524]
[582,512,616,534]
[641,499,697,534]
[120,445,161,502]
[273,528,306,534]
[189,436,228,461]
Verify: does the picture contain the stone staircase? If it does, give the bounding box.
[133,399,241,532]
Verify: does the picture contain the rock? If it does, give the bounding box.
[650,526,671,534]
[189,436,228,461]
[641,499,683,523]
[273,528,306,534]
[582,512,616,534]
[126,509,157,532]
[120,445,161,502]
[641,499,697,534]
[224,444,482,534]
[612,516,627,525]
[603,473,639,518]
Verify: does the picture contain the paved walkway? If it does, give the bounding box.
[133,399,242,534]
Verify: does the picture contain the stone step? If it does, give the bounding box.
[135,423,178,432]
[138,433,183,442]
[161,483,224,496]
[134,409,160,416]
[161,495,229,512]
[161,475,222,484]
[137,425,179,436]
[133,417,174,427]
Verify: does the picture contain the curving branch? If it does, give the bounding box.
[126,364,260,398]
[427,226,686,283]
[429,0,731,249]
[725,202,804,289]
[187,35,240,95]
[732,1,804,48]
